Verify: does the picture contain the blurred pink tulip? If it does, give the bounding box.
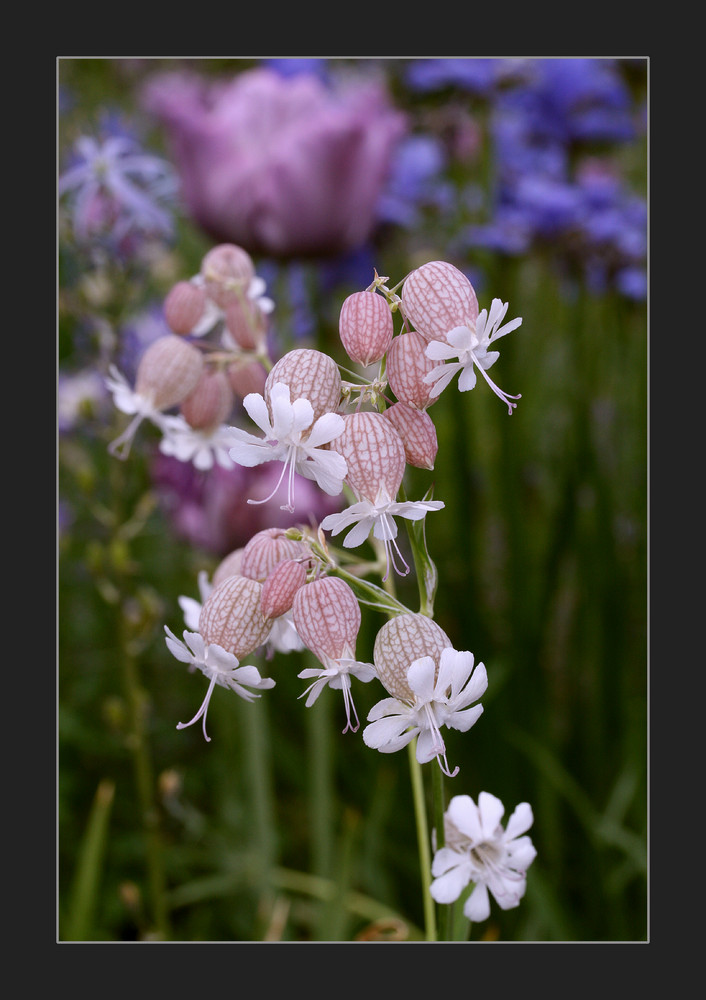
[141,66,407,258]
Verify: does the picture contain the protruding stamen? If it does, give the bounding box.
[339,674,360,734]
[422,702,459,778]
[176,672,217,742]
[108,412,144,459]
[470,352,521,415]
[247,445,297,512]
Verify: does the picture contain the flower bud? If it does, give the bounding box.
[212,547,244,587]
[401,260,479,345]
[339,290,394,367]
[329,410,406,503]
[135,334,204,411]
[261,559,308,619]
[265,349,341,423]
[227,359,268,398]
[240,527,308,583]
[292,576,361,662]
[163,280,207,335]
[198,574,271,657]
[373,613,451,701]
[201,243,256,308]
[180,369,234,431]
[225,296,266,351]
[383,402,438,470]
[385,331,439,410]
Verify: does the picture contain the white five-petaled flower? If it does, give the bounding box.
[363,647,488,776]
[430,791,537,922]
[319,486,445,581]
[423,299,522,413]
[298,652,377,734]
[164,627,275,742]
[227,382,348,512]
[104,364,169,457]
[158,413,243,471]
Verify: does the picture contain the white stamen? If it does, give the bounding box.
[470,351,521,414]
[176,672,217,742]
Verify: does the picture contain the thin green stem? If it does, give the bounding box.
[407,741,436,941]
[431,761,452,941]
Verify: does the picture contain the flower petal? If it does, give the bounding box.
[305,411,345,449]
[243,392,274,436]
[464,882,491,922]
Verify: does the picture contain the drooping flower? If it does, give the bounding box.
[320,485,444,581]
[227,382,348,512]
[158,414,242,471]
[430,792,537,922]
[423,299,522,413]
[363,646,488,776]
[141,66,407,258]
[292,577,376,733]
[164,627,275,742]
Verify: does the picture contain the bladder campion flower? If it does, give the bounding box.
[164,627,275,742]
[430,792,537,921]
[227,382,348,512]
[423,298,523,413]
[363,644,488,776]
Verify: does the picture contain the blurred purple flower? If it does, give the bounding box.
[141,66,407,258]
[59,132,178,248]
[151,450,343,556]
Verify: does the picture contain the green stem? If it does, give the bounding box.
[431,762,451,941]
[407,741,436,941]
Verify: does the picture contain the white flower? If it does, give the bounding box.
[423,299,522,413]
[178,570,212,632]
[320,486,444,580]
[158,413,243,471]
[105,364,167,457]
[430,792,537,922]
[228,381,348,512]
[363,647,488,776]
[298,651,377,734]
[164,626,275,742]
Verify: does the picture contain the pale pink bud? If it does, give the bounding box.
[135,334,204,411]
[383,402,438,470]
[338,290,394,367]
[386,330,439,410]
[261,559,308,619]
[198,574,272,657]
[329,410,406,502]
[265,349,341,423]
[401,260,479,345]
[224,296,266,351]
[180,369,234,430]
[227,359,268,398]
[201,243,256,308]
[212,547,244,586]
[163,280,207,335]
[292,576,361,661]
[373,612,451,701]
[240,527,308,583]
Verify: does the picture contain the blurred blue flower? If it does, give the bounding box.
[59,129,178,250]
[263,57,329,80]
[377,133,453,228]
[404,58,499,95]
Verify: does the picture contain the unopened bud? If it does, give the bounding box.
[241,527,308,583]
[198,574,271,657]
[339,290,394,367]
[261,559,308,619]
[382,402,438,470]
[329,410,406,503]
[373,613,451,701]
[225,296,266,351]
[386,331,439,410]
[135,334,204,411]
[180,369,234,431]
[227,359,268,398]
[212,548,244,587]
[292,576,361,662]
[265,349,341,423]
[401,260,479,345]
[163,280,207,335]
[201,243,256,308]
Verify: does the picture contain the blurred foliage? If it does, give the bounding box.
[58,57,647,942]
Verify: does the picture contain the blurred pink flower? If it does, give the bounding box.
[141,66,407,258]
